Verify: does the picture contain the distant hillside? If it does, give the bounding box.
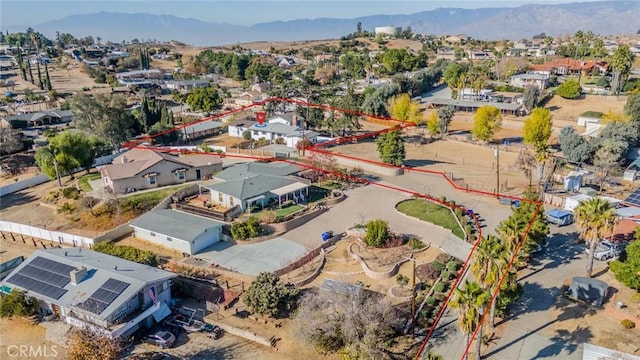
[15,1,640,46]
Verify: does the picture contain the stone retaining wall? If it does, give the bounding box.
[292,250,326,288]
[348,243,410,280]
[215,322,276,348]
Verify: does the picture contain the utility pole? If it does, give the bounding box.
[494,146,500,198]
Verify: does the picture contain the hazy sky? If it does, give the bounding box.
[1,0,610,27]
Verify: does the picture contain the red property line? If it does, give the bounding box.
[124,98,541,359]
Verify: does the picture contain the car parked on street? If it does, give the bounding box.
[584,240,627,261]
[143,330,176,349]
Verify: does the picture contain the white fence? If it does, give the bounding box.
[0,174,50,197]
[0,220,94,248]
[165,145,227,153]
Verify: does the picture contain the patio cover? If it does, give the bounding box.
[246,195,265,203]
[270,182,309,196]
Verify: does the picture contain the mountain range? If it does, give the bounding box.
[9,1,640,46]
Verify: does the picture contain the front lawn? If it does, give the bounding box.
[78,172,102,192]
[396,199,464,239]
[276,204,304,218]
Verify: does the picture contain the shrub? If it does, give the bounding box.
[396,274,409,286]
[431,261,445,272]
[260,210,277,223]
[440,270,451,281]
[79,196,99,210]
[407,237,425,249]
[620,319,636,329]
[230,222,248,240]
[275,137,285,145]
[433,282,446,293]
[58,202,76,214]
[417,264,441,284]
[556,79,582,99]
[230,217,261,240]
[62,187,79,199]
[93,242,158,267]
[631,293,640,304]
[425,296,436,306]
[446,260,458,272]
[0,290,39,318]
[364,219,389,247]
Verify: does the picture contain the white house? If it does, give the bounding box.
[130,209,225,255]
[164,79,210,93]
[227,116,258,138]
[247,113,318,148]
[564,194,593,212]
[0,248,176,339]
[509,73,550,90]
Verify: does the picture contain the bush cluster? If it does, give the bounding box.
[230,216,260,240]
[93,242,158,267]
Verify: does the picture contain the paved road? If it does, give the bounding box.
[282,185,471,260]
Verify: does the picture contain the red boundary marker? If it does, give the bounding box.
[122,98,543,360]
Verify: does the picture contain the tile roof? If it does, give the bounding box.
[130,209,224,242]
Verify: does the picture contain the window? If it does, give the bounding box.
[167,237,173,242]
[150,232,156,237]
[229,197,234,206]
[218,192,223,202]
[176,171,185,180]
[148,175,157,185]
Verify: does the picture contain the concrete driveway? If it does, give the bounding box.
[282,185,471,260]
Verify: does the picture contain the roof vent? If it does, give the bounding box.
[70,266,88,285]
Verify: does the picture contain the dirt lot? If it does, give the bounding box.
[544,94,628,122]
[0,318,59,360]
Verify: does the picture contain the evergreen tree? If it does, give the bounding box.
[15,43,26,81]
[376,130,405,166]
[36,62,44,90]
[44,62,52,90]
[27,61,34,84]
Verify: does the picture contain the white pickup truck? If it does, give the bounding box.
[585,240,627,261]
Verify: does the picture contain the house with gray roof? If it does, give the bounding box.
[179,120,224,140]
[245,113,318,148]
[130,209,224,255]
[164,79,210,93]
[1,109,72,128]
[200,161,310,211]
[99,147,222,193]
[0,248,176,339]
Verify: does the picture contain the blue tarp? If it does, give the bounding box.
[547,209,572,218]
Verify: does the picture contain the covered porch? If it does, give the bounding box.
[271,182,310,208]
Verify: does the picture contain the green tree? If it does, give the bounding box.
[0,289,39,318]
[436,105,455,135]
[387,93,423,125]
[340,52,368,79]
[624,92,640,138]
[523,107,553,159]
[44,62,52,90]
[243,272,299,317]
[364,219,389,247]
[186,86,222,113]
[556,79,582,99]
[574,198,618,277]
[610,44,636,95]
[472,106,502,142]
[443,62,465,99]
[69,93,136,148]
[522,85,540,113]
[558,126,593,163]
[376,130,405,166]
[148,122,178,145]
[426,111,441,137]
[35,131,98,180]
[471,235,509,330]
[361,84,400,117]
[36,62,44,90]
[609,230,640,290]
[449,281,490,360]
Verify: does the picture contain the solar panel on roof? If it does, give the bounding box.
[624,188,640,207]
[5,256,75,300]
[103,278,130,293]
[79,278,130,315]
[6,274,67,300]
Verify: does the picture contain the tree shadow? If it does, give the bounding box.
[0,190,40,209]
[519,231,583,283]
[403,159,454,167]
[183,339,250,360]
[500,282,562,323]
[531,326,592,359]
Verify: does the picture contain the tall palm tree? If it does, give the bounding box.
[471,235,510,330]
[574,198,618,277]
[450,281,490,360]
[496,215,528,255]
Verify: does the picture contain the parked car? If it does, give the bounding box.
[546,209,574,226]
[584,240,627,261]
[143,330,176,349]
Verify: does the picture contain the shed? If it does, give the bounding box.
[564,171,583,192]
[130,209,224,255]
[564,194,593,211]
[567,277,608,306]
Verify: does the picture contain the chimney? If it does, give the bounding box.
[70,266,88,285]
[121,156,128,164]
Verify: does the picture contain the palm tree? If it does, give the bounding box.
[496,215,528,255]
[450,281,490,360]
[471,235,510,331]
[610,45,636,95]
[574,198,618,277]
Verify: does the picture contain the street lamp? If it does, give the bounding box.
[494,146,500,198]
